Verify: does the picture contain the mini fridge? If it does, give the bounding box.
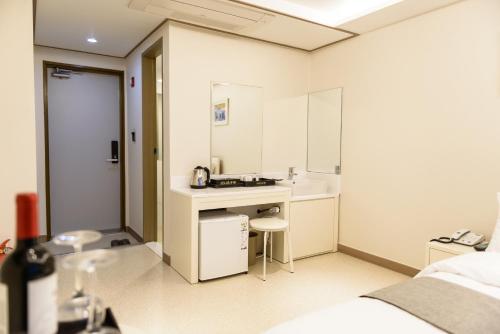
[199,211,249,280]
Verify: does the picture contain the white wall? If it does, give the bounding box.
[168,22,310,178]
[310,0,500,269]
[124,21,309,255]
[33,46,126,235]
[0,0,36,241]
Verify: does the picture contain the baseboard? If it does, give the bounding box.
[126,226,144,243]
[163,252,171,265]
[338,244,419,277]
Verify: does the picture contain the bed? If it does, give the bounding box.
[265,252,500,334]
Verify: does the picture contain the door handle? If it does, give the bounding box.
[108,140,119,164]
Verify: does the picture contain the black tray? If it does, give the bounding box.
[209,178,280,188]
[208,178,244,188]
[242,178,277,187]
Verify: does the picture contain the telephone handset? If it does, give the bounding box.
[432,229,485,246]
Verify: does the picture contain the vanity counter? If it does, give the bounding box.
[169,184,291,284]
[171,185,339,202]
[172,185,291,198]
[169,183,340,284]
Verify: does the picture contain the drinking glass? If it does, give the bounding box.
[58,295,103,323]
[62,249,120,334]
[53,230,102,296]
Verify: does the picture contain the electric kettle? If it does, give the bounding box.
[190,166,210,189]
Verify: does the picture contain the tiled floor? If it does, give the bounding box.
[44,232,140,256]
[57,245,409,334]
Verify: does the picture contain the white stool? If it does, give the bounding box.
[249,217,294,281]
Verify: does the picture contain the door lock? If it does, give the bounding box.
[107,140,119,164]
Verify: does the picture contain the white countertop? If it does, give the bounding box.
[171,185,291,198]
[172,185,338,201]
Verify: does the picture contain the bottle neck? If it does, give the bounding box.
[16,193,39,240]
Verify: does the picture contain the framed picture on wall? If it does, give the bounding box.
[213,99,229,126]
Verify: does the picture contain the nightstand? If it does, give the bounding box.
[425,241,477,265]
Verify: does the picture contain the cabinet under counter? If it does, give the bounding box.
[290,197,338,259]
[270,196,339,261]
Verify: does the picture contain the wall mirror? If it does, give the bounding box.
[211,82,263,175]
[307,87,342,174]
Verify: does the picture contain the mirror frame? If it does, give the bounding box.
[210,81,264,176]
[306,87,343,175]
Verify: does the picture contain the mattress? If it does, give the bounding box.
[265,252,500,333]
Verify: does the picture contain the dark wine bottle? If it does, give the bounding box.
[0,193,57,334]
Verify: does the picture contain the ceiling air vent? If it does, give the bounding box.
[129,0,274,32]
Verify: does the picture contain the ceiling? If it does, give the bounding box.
[337,0,462,34]
[34,0,463,58]
[35,0,165,57]
[238,0,406,27]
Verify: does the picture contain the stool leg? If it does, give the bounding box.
[287,227,294,273]
[270,232,273,263]
[263,231,268,281]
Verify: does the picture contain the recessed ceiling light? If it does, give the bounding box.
[87,37,98,44]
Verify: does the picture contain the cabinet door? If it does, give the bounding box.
[290,198,335,259]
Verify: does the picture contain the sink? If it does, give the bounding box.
[278,178,328,196]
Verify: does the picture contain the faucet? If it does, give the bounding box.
[288,167,298,181]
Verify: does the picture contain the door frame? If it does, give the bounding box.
[141,39,163,243]
[43,61,126,238]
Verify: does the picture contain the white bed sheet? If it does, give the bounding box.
[265,252,500,334]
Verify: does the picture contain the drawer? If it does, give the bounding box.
[428,248,455,264]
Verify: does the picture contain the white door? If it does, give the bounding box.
[47,68,121,235]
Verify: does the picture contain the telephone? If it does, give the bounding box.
[432,229,485,246]
[451,229,485,246]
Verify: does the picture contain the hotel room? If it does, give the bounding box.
[1,0,500,333]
